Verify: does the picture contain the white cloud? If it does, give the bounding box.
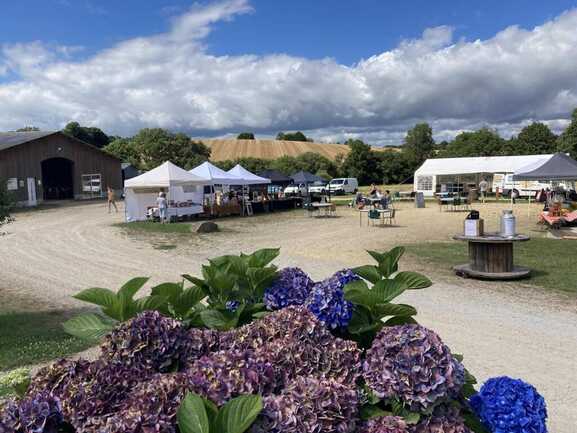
[1,0,577,145]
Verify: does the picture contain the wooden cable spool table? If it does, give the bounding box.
[452,233,531,280]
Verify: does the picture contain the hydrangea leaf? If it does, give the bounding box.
[216,394,263,433]
[248,248,280,268]
[352,265,382,284]
[73,287,117,309]
[373,303,417,318]
[360,404,390,420]
[62,313,115,340]
[394,271,432,290]
[177,392,210,433]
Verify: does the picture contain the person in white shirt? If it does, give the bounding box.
[157,191,168,223]
[479,179,489,202]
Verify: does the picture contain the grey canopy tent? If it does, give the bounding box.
[258,169,291,185]
[291,171,324,184]
[513,152,577,180]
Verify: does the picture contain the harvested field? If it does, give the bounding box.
[202,138,394,161]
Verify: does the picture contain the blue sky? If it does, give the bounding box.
[2,0,575,65]
[1,0,577,144]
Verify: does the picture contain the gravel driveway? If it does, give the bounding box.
[0,201,575,431]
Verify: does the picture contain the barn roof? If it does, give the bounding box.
[0,131,58,152]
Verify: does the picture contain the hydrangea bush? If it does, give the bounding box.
[0,247,548,433]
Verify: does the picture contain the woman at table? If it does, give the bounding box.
[157,191,168,223]
[369,184,377,197]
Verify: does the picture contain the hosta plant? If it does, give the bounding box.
[177,392,262,433]
[183,248,280,330]
[62,277,166,339]
[343,247,432,346]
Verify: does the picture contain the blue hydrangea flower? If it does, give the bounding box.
[332,269,360,287]
[225,300,240,312]
[264,267,314,310]
[470,376,548,433]
[305,271,354,329]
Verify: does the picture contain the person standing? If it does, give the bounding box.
[157,191,168,223]
[107,187,118,213]
[478,178,489,203]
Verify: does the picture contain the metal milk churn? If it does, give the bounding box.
[500,210,516,237]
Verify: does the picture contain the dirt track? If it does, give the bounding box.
[0,201,575,431]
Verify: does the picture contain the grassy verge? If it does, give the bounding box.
[114,221,193,234]
[405,238,577,294]
[0,309,94,372]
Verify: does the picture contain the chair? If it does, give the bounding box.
[368,209,380,226]
[382,208,396,225]
[329,203,337,217]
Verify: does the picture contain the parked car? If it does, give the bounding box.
[308,181,327,195]
[327,178,358,195]
[284,183,308,196]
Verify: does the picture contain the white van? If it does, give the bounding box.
[327,178,359,195]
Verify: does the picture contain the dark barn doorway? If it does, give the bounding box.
[41,157,74,200]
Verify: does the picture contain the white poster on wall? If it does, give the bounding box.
[6,178,18,191]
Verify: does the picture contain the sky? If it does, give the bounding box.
[1,0,577,145]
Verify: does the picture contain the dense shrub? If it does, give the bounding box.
[264,267,313,310]
[360,416,408,433]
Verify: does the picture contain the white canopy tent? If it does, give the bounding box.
[414,154,554,196]
[124,161,209,222]
[189,161,247,185]
[227,164,271,185]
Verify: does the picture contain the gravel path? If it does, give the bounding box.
[0,201,575,431]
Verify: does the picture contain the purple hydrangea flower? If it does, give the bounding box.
[252,376,359,433]
[0,399,19,433]
[470,376,547,433]
[187,349,276,405]
[410,405,471,433]
[220,306,331,351]
[85,373,192,433]
[17,391,64,433]
[360,416,409,433]
[100,310,193,373]
[332,268,361,286]
[264,267,314,310]
[363,324,465,411]
[305,273,353,329]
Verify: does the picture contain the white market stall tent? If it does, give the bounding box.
[189,161,247,185]
[227,164,271,185]
[124,161,209,222]
[414,154,554,197]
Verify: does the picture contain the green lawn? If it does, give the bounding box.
[115,221,193,234]
[406,238,577,294]
[0,309,94,372]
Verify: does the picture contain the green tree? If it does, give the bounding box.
[295,152,338,177]
[513,122,557,155]
[103,138,141,167]
[440,128,505,158]
[557,108,577,158]
[237,132,255,139]
[276,131,310,142]
[379,151,415,185]
[340,139,382,185]
[270,155,300,175]
[403,123,435,164]
[131,128,211,170]
[0,181,14,228]
[16,126,40,132]
[62,121,111,148]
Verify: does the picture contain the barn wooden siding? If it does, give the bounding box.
[0,132,122,203]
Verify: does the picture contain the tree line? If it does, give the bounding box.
[12,108,577,186]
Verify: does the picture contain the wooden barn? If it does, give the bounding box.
[0,131,122,206]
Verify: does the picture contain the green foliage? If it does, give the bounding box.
[340,139,383,185]
[62,277,166,339]
[104,128,211,170]
[15,126,40,131]
[151,281,207,326]
[276,131,310,142]
[557,108,577,158]
[514,122,557,155]
[178,393,262,433]
[62,121,111,148]
[0,368,30,397]
[182,248,280,330]
[403,123,435,165]
[0,180,15,228]
[343,247,432,346]
[237,132,255,139]
[439,128,505,158]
